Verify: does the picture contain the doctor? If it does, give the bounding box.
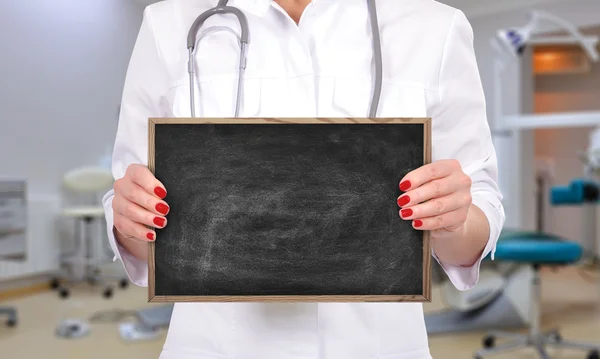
[103,0,505,358]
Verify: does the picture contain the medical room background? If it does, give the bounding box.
[1,0,599,358]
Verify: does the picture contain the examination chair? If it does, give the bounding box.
[474,179,600,359]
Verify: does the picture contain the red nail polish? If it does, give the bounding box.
[413,220,423,228]
[153,217,165,227]
[156,203,169,215]
[154,187,167,199]
[399,181,411,192]
[397,196,410,207]
[146,232,155,241]
[401,208,413,218]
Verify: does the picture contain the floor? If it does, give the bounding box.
[1,267,599,359]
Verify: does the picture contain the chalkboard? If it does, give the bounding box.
[148,118,432,303]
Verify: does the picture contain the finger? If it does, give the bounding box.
[114,213,156,242]
[409,207,469,231]
[127,164,167,199]
[115,177,170,216]
[399,191,471,220]
[113,194,168,230]
[399,160,461,192]
[397,173,467,207]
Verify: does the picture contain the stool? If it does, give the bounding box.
[51,206,128,299]
[50,166,128,299]
[474,232,600,359]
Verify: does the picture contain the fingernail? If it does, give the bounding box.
[413,220,423,228]
[397,196,410,207]
[399,181,411,192]
[401,208,413,218]
[156,203,169,215]
[154,187,167,199]
[147,232,155,241]
[153,217,166,227]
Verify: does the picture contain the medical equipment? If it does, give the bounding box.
[118,305,173,342]
[493,10,600,132]
[55,319,90,339]
[186,0,383,118]
[0,306,17,328]
[428,166,600,358]
[583,126,600,178]
[0,180,27,261]
[89,305,174,342]
[473,232,600,359]
[551,179,599,205]
[50,166,128,299]
[431,13,600,336]
[119,322,163,342]
[0,180,25,330]
[496,10,599,62]
[553,177,600,269]
[473,181,600,359]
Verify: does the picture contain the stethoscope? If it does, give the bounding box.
[187,0,382,118]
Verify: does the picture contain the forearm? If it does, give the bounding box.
[114,227,149,261]
[431,203,490,267]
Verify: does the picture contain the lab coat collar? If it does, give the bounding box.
[230,0,331,18]
[229,0,270,17]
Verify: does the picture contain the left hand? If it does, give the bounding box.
[397,159,472,235]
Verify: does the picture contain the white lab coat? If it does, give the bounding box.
[102,0,506,358]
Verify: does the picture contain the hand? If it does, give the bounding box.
[396,160,472,236]
[112,164,170,248]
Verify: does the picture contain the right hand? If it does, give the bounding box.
[112,164,170,247]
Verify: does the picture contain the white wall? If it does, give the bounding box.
[0,0,144,196]
[0,0,145,279]
[465,0,600,231]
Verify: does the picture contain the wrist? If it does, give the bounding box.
[431,229,471,267]
[113,226,148,261]
[431,204,488,267]
[113,226,127,245]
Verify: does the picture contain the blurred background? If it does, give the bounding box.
[0,0,599,358]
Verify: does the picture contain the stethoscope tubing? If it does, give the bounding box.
[187,0,382,118]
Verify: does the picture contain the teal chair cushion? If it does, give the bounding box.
[490,230,583,265]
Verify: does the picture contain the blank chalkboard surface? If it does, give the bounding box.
[148,118,432,303]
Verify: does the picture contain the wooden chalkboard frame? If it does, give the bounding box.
[147,118,432,303]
